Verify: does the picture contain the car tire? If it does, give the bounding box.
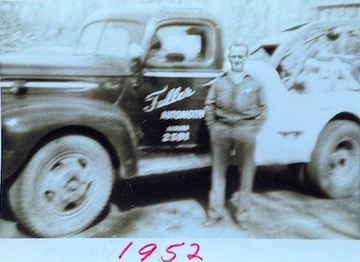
[8,135,114,237]
[307,120,360,198]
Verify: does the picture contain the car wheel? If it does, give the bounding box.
[307,120,360,198]
[9,135,114,237]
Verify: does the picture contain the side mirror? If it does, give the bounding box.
[128,43,144,72]
[128,43,144,61]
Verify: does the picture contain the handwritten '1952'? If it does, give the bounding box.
[118,241,204,262]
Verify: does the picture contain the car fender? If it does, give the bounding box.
[2,96,138,180]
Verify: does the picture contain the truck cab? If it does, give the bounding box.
[1,8,223,237]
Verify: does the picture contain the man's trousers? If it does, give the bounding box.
[208,121,259,222]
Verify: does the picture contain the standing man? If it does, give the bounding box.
[204,43,267,229]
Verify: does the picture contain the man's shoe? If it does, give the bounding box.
[233,211,249,230]
[203,208,224,227]
[203,217,223,227]
[229,192,251,230]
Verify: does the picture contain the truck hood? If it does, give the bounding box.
[0,54,134,78]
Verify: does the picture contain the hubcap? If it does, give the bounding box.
[329,140,360,187]
[40,155,93,213]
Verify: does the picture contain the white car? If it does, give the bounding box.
[249,19,360,198]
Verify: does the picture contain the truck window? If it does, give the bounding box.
[76,22,104,55]
[146,24,211,67]
[97,24,130,57]
[75,21,143,57]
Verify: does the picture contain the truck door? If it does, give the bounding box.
[136,22,222,148]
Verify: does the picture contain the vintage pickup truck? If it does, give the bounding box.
[1,8,359,237]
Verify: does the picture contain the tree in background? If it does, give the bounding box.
[0,2,26,53]
[0,0,354,55]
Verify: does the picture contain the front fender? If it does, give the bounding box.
[2,96,138,180]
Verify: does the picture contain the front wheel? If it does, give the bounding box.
[307,120,360,198]
[9,135,114,237]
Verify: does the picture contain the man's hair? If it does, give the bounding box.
[229,43,249,55]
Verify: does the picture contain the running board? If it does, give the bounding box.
[137,152,212,176]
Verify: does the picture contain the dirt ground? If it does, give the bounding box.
[1,167,359,239]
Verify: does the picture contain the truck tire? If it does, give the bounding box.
[8,135,114,237]
[307,120,360,198]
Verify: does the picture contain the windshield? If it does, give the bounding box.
[75,21,144,57]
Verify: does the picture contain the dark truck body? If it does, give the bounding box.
[0,8,225,237]
[2,8,223,181]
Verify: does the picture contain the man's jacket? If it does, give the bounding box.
[204,72,267,128]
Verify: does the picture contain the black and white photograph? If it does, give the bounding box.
[0,0,359,261]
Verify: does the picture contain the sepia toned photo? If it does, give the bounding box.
[0,0,359,260]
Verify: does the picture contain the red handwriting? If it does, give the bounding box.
[161,242,185,262]
[118,242,133,260]
[119,241,204,261]
[187,243,203,261]
[139,243,158,262]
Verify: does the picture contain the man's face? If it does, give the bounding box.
[229,46,248,72]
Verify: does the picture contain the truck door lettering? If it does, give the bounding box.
[159,110,206,120]
[143,85,196,112]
